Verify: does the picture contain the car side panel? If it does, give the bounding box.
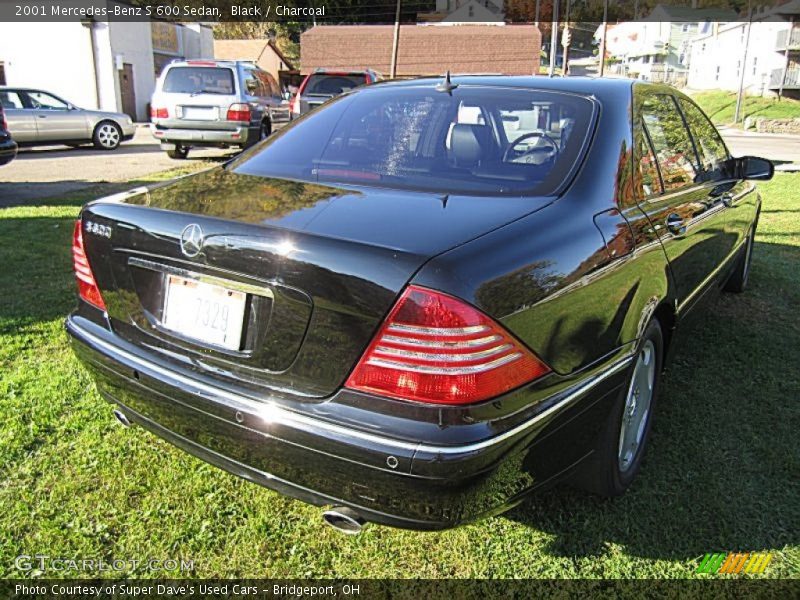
[413,83,673,377]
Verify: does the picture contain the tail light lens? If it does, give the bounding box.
[72,220,106,311]
[345,286,550,405]
[226,103,251,122]
[150,107,168,119]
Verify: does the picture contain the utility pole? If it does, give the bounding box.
[535,0,540,28]
[599,0,608,77]
[734,2,752,123]
[561,0,571,76]
[390,0,401,78]
[549,0,560,77]
[778,17,794,100]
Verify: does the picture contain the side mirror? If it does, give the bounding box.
[736,156,774,181]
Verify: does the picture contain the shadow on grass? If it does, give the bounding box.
[506,241,799,562]
[0,155,233,208]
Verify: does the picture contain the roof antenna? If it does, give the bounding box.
[435,70,458,94]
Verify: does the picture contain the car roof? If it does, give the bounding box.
[371,75,640,103]
[165,60,256,69]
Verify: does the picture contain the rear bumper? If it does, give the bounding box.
[66,313,630,529]
[0,138,17,165]
[150,123,252,147]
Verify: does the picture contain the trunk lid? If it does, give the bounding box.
[81,167,547,399]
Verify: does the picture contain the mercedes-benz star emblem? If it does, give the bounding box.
[180,224,204,258]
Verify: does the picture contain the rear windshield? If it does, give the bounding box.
[232,85,595,196]
[163,67,235,95]
[304,74,367,96]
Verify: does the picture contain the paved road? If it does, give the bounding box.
[0,126,237,207]
[0,123,796,208]
[719,127,800,165]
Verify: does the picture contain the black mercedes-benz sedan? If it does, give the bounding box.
[66,76,772,532]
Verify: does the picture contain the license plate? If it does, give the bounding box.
[162,275,246,350]
[180,106,216,121]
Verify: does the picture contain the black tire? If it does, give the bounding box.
[576,319,664,497]
[166,144,189,160]
[724,225,756,293]
[92,120,122,150]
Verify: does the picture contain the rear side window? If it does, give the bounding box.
[304,74,367,96]
[163,67,235,95]
[641,95,698,191]
[0,90,25,109]
[232,86,595,196]
[678,98,730,178]
[638,133,662,197]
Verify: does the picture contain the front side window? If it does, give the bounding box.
[678,97,730,181]
[26,91,69,110]
[641,95,698,191]
[163,67,235,95]
[232,86,595,196]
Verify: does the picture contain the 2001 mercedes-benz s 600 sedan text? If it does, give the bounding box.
[66,76,773,532]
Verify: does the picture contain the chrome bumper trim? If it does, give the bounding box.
[69,319,632,456]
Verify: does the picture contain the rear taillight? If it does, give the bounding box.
[226,103,251,122]
[345,286,550,405]
[150,107,168,119]
[72,220,106,311]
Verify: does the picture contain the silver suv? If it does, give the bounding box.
[150,60,283,159]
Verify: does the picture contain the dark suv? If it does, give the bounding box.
[290,68,381,119]
[0,104,17,166]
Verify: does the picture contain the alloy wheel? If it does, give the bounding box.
[618,340,656,472]
[97,123,120,149]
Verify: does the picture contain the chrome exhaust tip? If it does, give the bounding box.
[322,506,365,535]
[113,409,132,428]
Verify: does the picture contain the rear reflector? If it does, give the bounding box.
[72,220,106,311]
[345,286,550,405]
[226,103,251,122]
[150,107,168,119]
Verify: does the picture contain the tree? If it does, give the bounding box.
[213,23,305,65]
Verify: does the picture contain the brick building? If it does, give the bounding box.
[300,25,541,77]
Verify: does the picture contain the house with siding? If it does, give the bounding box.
[687,1,800,97]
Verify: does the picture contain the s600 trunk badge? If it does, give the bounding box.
[180,224,204,257]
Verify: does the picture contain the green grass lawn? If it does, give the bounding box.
[690,90,800,126]
[0,171,798,579]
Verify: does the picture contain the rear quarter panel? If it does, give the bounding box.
[413,82,673,376]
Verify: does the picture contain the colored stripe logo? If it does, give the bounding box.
[697,552,773,574]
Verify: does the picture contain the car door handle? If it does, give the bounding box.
[37,115,47,118]
[666,213,686,235]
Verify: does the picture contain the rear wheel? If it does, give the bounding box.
[166,144,189,160]
[577,319,663,496]
[92,121,122,150]
[724,226,755,293]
